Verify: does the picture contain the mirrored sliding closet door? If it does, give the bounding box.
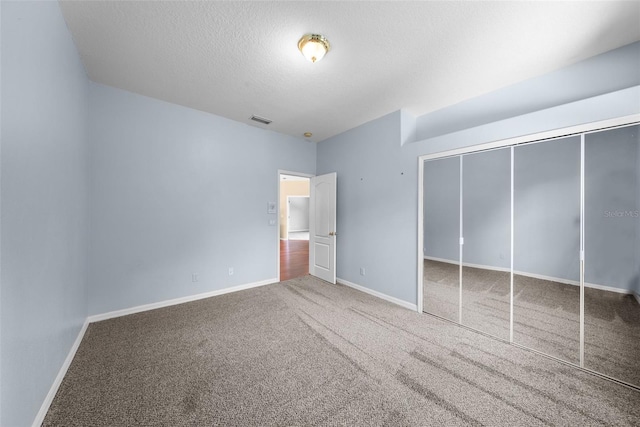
[423,157,460,322]
[421,118,640,388]
[461,148,511,340]
[513,136,581,364]
[584,125,640,386]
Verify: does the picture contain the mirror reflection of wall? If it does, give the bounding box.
[513,137,581,364]
[421,120,640,389]
[461,148,511,340]
[584,125,640,386]
[423,157,460,322]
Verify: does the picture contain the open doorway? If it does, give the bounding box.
[286,196,309,240]
[278,172,312,281]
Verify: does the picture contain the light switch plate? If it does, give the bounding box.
[267,202,276,214]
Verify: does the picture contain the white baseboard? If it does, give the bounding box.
[424,255,511,273]
[423,255,458,266]
[34,277,278,425]
[424,256,636,295]
[88,278,278,323]
[32,319,89,427]
[515,271,579,286]
[337,277,417,311]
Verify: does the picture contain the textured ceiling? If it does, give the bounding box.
[59,1,640,142]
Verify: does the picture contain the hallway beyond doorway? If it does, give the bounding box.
[287,231,309,240]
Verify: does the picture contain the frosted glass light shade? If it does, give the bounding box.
[298,34,330,63]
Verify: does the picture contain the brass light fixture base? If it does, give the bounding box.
[298,34,331,63]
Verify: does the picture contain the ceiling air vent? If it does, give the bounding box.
[250,115,272,125]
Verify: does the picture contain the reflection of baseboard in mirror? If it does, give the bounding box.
[424,255,510,272]
[423,255,638,297]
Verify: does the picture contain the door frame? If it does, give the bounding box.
[277,170,314,281]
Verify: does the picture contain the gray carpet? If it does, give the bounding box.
[45,275,640,426]
[424,259,640,388]
[585,287,640,386]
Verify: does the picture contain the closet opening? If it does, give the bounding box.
[418,114,640,390]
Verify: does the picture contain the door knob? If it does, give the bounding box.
[329,231,337,236]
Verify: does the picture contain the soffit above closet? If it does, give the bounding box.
[58,1,640,142]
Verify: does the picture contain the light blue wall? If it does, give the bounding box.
[316,111,418,304]
[423,150,513,269]
[1,2,89,426]
[416,42,640,140]
[585,126,639,291]
[88,83,316,315]
[423,133,638,291]
[462,148,511,269]
[423,151,512,271]
[514,137,582,282]
[319,89,639,308]
[423,157,460,262]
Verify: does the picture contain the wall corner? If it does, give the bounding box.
[400,110,417,147]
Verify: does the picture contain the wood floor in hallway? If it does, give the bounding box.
[280,239,309,281]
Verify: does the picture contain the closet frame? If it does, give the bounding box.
[417,113,640,390]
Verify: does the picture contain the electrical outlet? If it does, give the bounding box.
[360,267,365,276]
[228,267,234,276]
[192,273,199,282]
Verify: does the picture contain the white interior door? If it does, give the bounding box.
[309,173,337,283]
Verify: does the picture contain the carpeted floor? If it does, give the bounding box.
[424,259,640,388]
[45,275,640,426]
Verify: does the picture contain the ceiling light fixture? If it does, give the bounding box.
[304,132,313,138]
[298,34,330,63]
